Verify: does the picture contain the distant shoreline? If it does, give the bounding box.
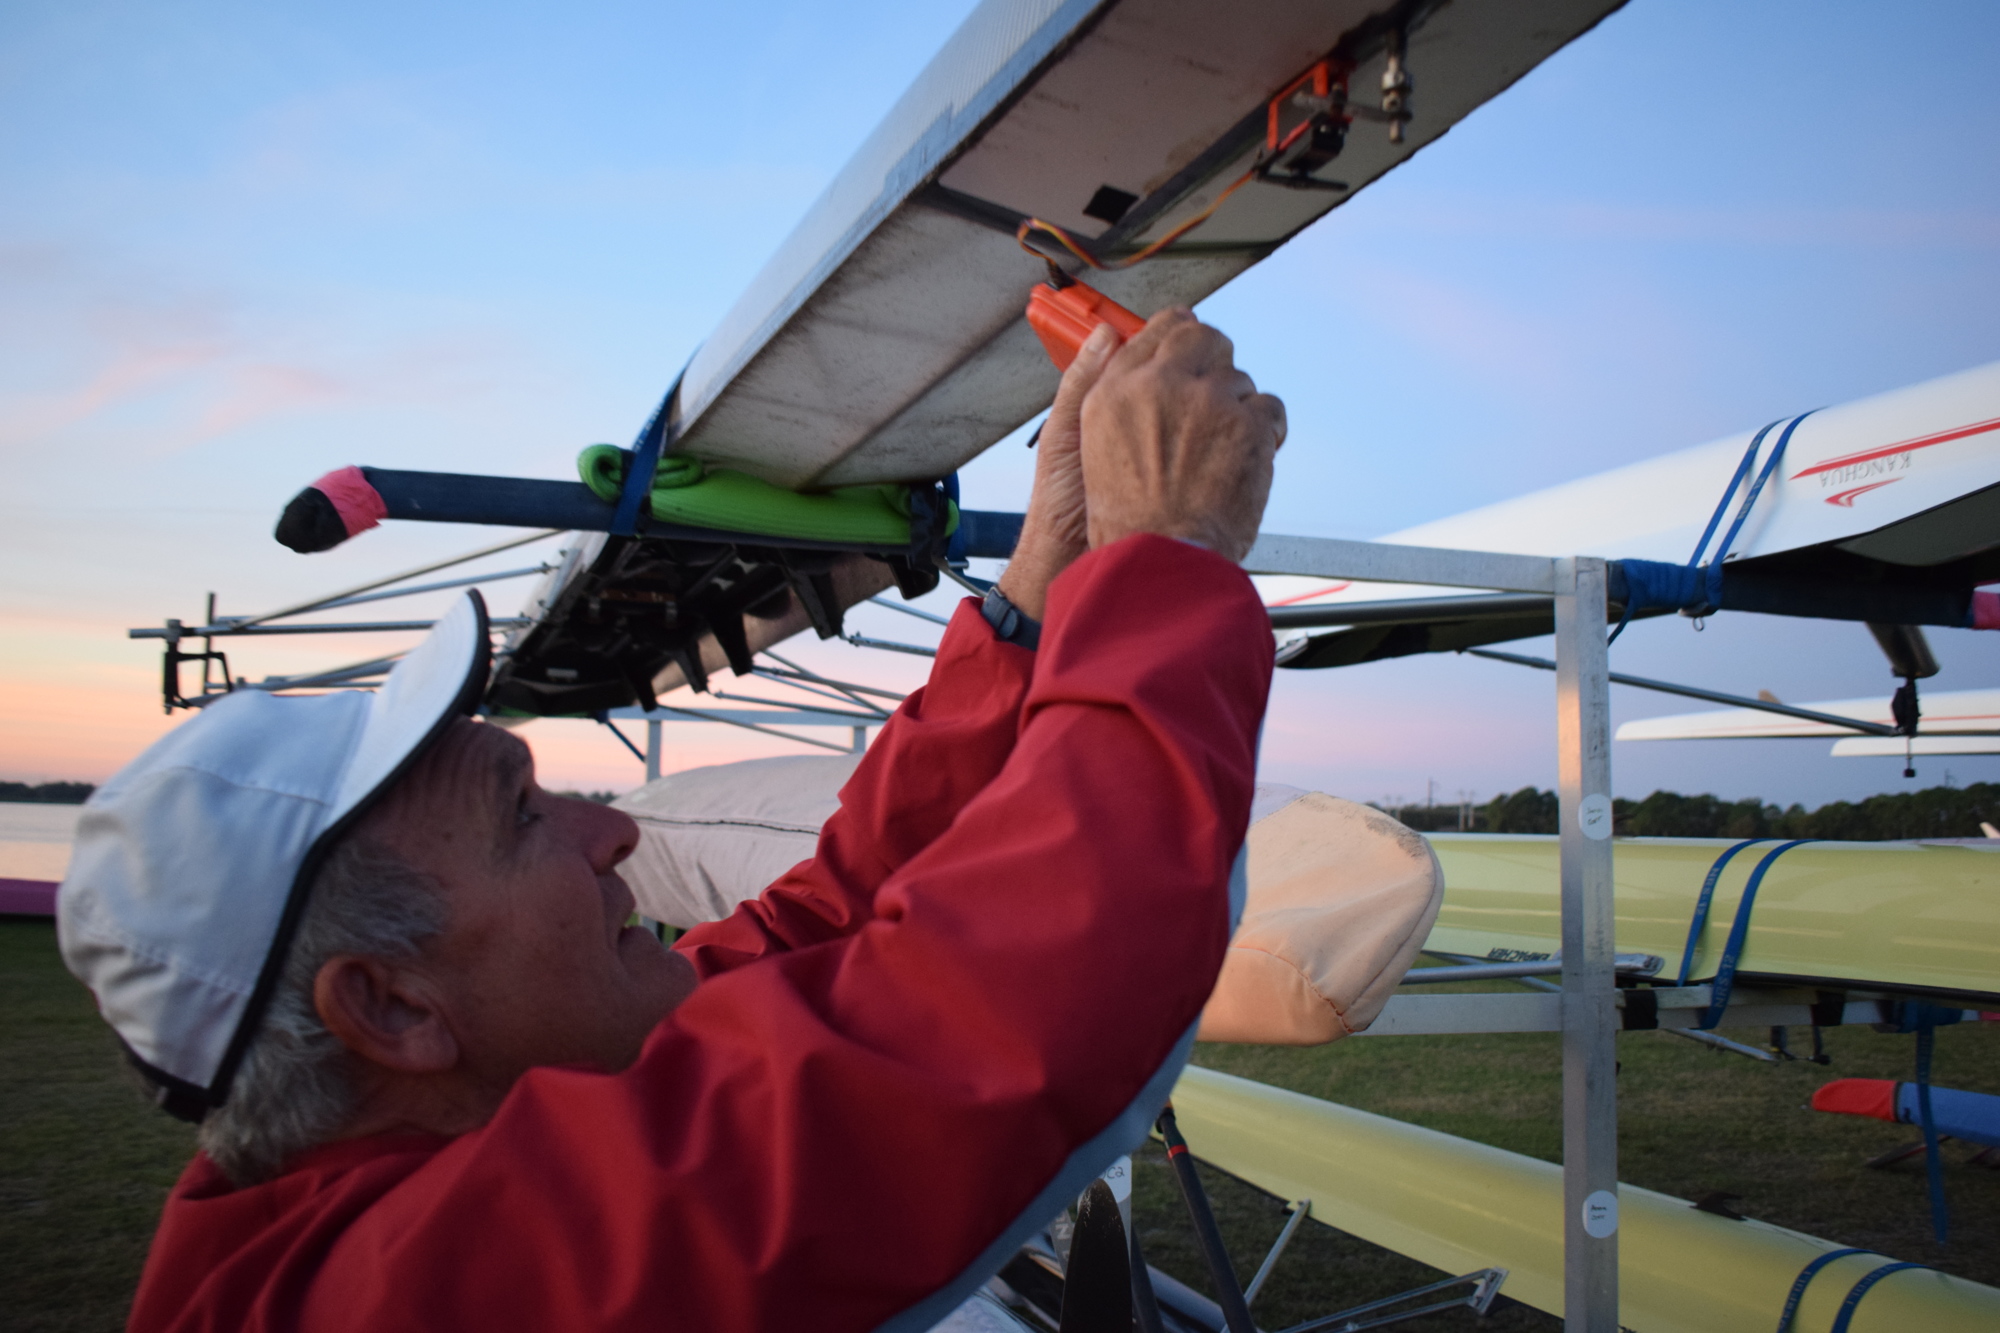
[0,783,94,806]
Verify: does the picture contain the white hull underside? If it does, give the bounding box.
[669,0,1626,489]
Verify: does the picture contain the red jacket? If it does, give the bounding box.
[129,536,1274,1332]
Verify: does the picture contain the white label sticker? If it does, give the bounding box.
[1579,794,1613,841]
[1582,1190,1619,1238]
[1100,1155,1132,1204]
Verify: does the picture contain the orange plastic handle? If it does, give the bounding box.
[1026,282,1148,370]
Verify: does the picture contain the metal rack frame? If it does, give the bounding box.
[1242,534,1621,1332]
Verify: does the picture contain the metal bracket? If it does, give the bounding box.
[161,628,233,713]
[1243,1200,1311,1307]
[1357,984,1896,1037]
[1273,1268,1507,1333]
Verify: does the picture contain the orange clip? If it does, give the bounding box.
[1025,281,1147,371]
[1267,61,1332,151]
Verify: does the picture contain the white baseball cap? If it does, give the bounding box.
[57,591,490,1121]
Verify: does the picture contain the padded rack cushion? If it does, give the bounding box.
[613,760,1442,1045]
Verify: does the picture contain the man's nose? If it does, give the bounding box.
[571,798,640,873]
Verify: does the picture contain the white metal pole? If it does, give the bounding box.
[1554,556,1618,1331]
[645,718,663,783]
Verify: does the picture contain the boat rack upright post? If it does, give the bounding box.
[1243,536,1619,1333]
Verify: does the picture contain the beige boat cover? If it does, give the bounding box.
[614,758,1441,1046]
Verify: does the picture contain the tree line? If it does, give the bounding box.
[1385,782,2000,841]
[0,781,96,804]
[12,776,1997,840]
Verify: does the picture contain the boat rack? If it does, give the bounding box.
[1236,535,1625,1327]
[1236,531,1990,1330]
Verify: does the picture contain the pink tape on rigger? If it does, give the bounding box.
[312,466,388,537]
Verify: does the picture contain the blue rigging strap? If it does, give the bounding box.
[942,471,967,566]
[1917,1020,1949,1245]
[611,370,686,538]
[1774,1248,1873,1333]
[1874,999,1965,1245]
[1701,410,1817,612]
[1689,421,1781,572]
[1697,838,1817,1029]
[1607,417,1774,643]
[1828,1261,1930,1333]
[1675,838,1771,986]
[1607,410,1818,643]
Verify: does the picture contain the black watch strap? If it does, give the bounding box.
[980,586,1042,650]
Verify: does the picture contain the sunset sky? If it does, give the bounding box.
[4,0,1997,808]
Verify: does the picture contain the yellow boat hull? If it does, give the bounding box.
[1423,836,2000,1004]
[1172,1066,2000,1333]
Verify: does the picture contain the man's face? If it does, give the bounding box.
[365,719,694,1094]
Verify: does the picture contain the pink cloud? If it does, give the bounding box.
[167,361,346,450]
[0,338,231,449]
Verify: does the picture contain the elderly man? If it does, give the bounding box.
[61,310,1284,1332]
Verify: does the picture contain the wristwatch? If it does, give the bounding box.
[980,586,1042,650]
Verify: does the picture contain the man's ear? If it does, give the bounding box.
[314,956,460,1075]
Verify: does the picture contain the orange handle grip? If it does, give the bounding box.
[1026,282,1148,370]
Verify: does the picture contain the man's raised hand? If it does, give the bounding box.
[1077,308,1285,564]
[995,321,1119,620]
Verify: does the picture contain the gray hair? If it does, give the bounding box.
[197,832,448,1186]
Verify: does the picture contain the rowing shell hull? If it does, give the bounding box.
[1171,1066,2000,1333]
[670,0,1625,488]
[1422,835,2000,1006]
[1258,357,2000,616]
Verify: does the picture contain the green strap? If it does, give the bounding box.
[577,445,955,547]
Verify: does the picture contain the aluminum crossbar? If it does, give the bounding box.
[1241,534,1557,594]
[1399,955,1662,985]
[132,618,533,638]
[596,706,880,727]
[1466,647,1900,737]
[1356,988,1891,1036]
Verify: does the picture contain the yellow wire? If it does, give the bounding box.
[1015,162,1260,273]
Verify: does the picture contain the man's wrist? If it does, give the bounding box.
[995,525,1084,622]
[979,585,1041,650]
[1089,517,1241,563]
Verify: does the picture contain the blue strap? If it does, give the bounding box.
[1701,411,1816,612]
[1917,1023,1949,1245]
[1607,419,1773,643]
[1676,838,1771,986]
[1828,1261,1928,1333]
[1699,838,1816,1028]
[1609,561,1705,641]
[611,372,685,538]
[1775,1248,1874,1333]
[1689,420,1781,571]
[942,472,967,566]
[1608,412,1815,643]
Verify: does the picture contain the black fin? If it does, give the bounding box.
[1057,1180,1132,1333]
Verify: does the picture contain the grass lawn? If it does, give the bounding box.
[1,920,196,1333]
[3,916,1994,1330]
[1133,998,2000,1331]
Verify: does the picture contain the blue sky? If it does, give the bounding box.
[3,0,1997,807]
